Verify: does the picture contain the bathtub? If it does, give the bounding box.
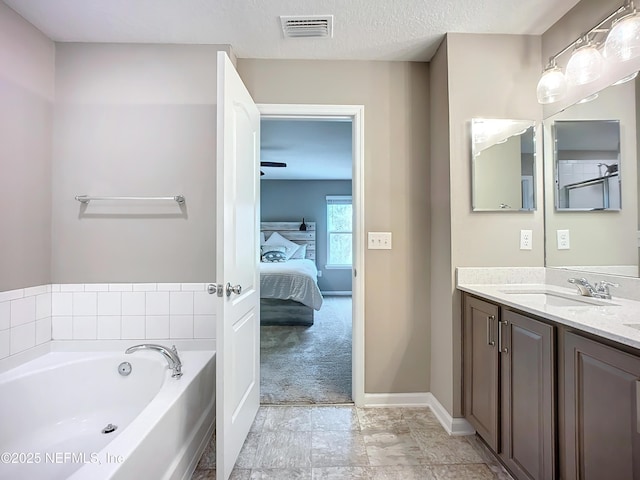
[0,348,216,480]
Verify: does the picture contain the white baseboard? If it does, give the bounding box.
[320,291,352,296]
[425,393,475,436]
[363,392,475,437]
[363,392,431,407]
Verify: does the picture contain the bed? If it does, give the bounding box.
[260,221,323,326]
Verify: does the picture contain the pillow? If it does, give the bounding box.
[262,250,287,263]
[290,243,307,260]
[261,244,285,255]
[261,245,287,262]
[263,231,299,260]
[260,232,266,244]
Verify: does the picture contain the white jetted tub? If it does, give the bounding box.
[0,348,215,480]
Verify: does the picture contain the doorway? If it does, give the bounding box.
[257,103,365,406]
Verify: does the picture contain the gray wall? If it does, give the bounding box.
[431,33,544,417]
[52,44,230,283]
[239,59,431,395]
[0,3,54,292]
[261,180,353,292]
[429,38,454,417]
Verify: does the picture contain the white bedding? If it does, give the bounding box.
[260,259,324,310]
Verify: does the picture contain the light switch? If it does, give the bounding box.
[368,232,392,250]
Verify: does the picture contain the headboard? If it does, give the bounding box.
[261,222,316,261]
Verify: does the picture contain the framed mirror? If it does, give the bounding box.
[553,120,621,211]
[543,78,639,277]
[471,118,536,211]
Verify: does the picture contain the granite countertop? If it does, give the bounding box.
[457,282,640,350]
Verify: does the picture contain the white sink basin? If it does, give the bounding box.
[500,289,618,307]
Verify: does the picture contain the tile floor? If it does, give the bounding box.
[192,406,514,479]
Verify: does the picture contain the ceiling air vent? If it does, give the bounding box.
[280,15,333,38]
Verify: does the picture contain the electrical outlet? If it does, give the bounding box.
[317,270,322,277]
[520,230,533,250]
[557,229,570,250]
[368,232,392,250]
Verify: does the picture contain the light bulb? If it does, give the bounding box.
[536,65,567,104]
[604,12,640,62]
[565,44,604,85]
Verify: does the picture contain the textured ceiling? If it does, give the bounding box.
[3,0,581,61]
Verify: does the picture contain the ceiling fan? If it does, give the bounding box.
[260,161,287,176]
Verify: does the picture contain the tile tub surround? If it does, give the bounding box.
[192,405,514,479]
[50,283,217,341]
[457,273,640,350]
[0,285,52,360]
[0,282,217,361]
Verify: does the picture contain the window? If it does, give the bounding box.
[326,195,352,268]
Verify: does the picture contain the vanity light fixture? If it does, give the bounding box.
[604,3,640,62]
[536,60,567,104]
[565,37,604,85]
[536,1,640,104]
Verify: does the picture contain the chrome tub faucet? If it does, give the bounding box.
[568,278,618,300]
[125,343,183,378]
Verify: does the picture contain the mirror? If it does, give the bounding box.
[543,78,639,277]
[553,120,621,211]
[471,118,536,211]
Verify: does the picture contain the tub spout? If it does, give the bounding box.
[125,344,183,378]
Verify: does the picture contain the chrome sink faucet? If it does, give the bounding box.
[125,343,183,378]
[568,278,619,300]
[568,278,597,296]
[594,280,619,300]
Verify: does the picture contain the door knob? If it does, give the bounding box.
[226,283,242,297]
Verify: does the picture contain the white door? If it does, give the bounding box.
[215,51,261,480]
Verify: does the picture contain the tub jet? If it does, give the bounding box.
[118,361,132,376]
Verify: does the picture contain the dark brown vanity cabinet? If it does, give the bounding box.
[562,331,640,480]
[464,295,500,451]
[500,309,555,480]
[463,294,556,480]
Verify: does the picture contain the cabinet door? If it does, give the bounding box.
[564,332,640,480]
[500,309,555,480]
[463,295,499,451]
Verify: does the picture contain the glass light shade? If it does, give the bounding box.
[604,12,640,62]
[536,66,567,104]
[565,44,604,85]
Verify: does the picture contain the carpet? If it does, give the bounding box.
[260,296,352,404]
